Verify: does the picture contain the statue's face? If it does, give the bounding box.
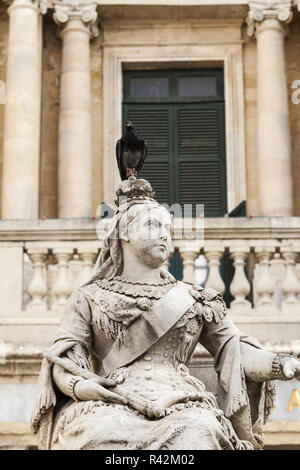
[123,206,172,269]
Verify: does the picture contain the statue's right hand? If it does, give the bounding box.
[74,378,128,405]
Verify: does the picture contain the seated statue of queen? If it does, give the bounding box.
[31,178,300,450]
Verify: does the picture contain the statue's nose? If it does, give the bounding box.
[160,227,169,240]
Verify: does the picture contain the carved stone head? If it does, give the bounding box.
[91,178,172,280]
[119,203,172,269]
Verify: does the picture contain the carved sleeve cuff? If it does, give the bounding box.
[67,375,83,401]
[271,354,292,380]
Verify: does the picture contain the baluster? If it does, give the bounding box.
[26,248,48,310]
[178,243,200,284]
[69,253,82,287]
[161,246,174,273]
[255,247,276,311]
[203,246,225,294]
[269,252,286,309]
[281,245,300,314]
[52,248,73,310]
[77,249,99,286]
[229,244,251,312]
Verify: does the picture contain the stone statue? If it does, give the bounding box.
[31,178,300,450]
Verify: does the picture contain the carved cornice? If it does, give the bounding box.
[247,1,293,36]
[53,1,100,37]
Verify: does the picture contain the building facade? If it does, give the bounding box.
[0,0,300,449]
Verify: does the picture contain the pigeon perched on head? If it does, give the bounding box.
[116,121,148,181]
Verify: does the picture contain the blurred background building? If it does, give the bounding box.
[0,0,300,449]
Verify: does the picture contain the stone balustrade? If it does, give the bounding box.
[24,240,101,313]
[0,217,300,320]
[175,238,300,316]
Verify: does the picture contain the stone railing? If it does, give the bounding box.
[0,217,300,319]
[178,240,300,317]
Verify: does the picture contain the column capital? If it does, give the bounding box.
[247,1,293,37]
[53,1,99,37]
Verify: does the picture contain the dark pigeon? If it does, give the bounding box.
[116,121,148,180]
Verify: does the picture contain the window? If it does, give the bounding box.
[122,69,227,217]
[130,77,169,99]
[178,76,217,97]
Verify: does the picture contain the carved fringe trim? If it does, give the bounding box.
[31,358,56,433]
[224,388,248,418]
[66,344,91,371]
[31,389,56,433]
[202,393,252,450]
[264,380,276,424]
[93,308,126,343]
[52,400,138,445]
[52,392,252,451]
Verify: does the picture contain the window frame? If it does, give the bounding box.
[123,68,224,104]
[123,69,227,217]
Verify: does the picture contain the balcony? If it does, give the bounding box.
[0,216,300,366]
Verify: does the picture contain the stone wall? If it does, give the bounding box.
[39,14,61,219]
[243,27,259,216]
[2,7,300,217]
[0,5,8,219]
[39,16,104,218]
[286,11,300,217]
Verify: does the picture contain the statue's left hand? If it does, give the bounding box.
[74,377,128,404]
[282,357,300,380]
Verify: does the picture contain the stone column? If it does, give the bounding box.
[248,2,293,216]
[54,3,98,218]
[2,0,42,219]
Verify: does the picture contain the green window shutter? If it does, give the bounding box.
[176,104,227,216]
[122,69,227,217]
[123,105,171,205]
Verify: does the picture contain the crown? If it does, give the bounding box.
[114,176,156,207]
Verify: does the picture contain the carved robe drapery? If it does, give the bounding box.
[31,275,275,450]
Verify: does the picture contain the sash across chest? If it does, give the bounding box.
[102,281,197,376]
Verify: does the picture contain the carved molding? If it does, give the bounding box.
[247,1,293,36]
